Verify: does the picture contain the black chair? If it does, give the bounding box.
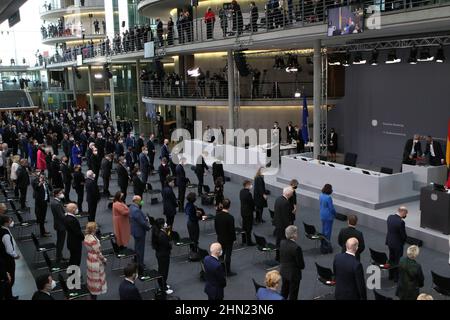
[344,153,358,167]
[318,155,328,161]
[137,269,163,294]
[13,211,38,241]
[170,230,194,257]
[313,263,335,299]
[147,215,156,226]
[96,228,115,257]
[431,271,450,298]
[31,232,56,265]
[303,222,326,249]
[369,248,397,271]
[8,199,30,216]
[110,238,137,271]
[43,251,69,275]
[252,278,265,296]
[1,185,18,202]
[373,289,393,300]
[253,233,278,268]
[380,167,393,175]
[58,274,90,300]
[234,227,246,246]
[198,248,210,281]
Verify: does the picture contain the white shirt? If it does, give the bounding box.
[10,162,19,180]
[410,140,417,156]
[345,250,356,257]
[1,226,18,258]
[429,143,435,157]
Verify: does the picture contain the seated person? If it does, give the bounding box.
[402,134,422,165]
[256,270,284,300]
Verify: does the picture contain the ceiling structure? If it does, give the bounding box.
[0,0,27,25]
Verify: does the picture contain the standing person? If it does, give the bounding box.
[85,170,100,222]
[161,139,176,175]
[132,168,146,198]
[288,180,298,224]
[204,242,227,300]
[158,157,171,190]
[337,215,365,261]
[156,18,164,46]
[402,134,422,165]
[386,207,408,282]
[286,122,295,144]
[71,141,82,167]
[60,156,72,202]
[119,263,142,300]
[256,271,284,300]
[250,1,259,32]
[100,154,113,197]
[239,180,255,246]
[167,17,174,45]
[84,222,107,300]
[10,155,20,198]
[396,245,424,300]
[146,133,156,172]
[212,160,225,186]
[139,147,150,185]
[112,191,130,250]
[162,177,178,231]
[117,157,129,196]
[327,128,338,162]
[185,192,204,253]
[279,226,305,300]
[218,6,228,37]
[31,274,55,300]
[295,125,305,153]
[129,196,150,275]
[253,167,268,224]
[16,159,30,210]
[424,135,445,166]
[214,199,236,276]
[204,7,216,39]
[274,187,294,261]
[36,145,47,171]
[50,189,67,263]
[214,177,224,211]
[333,238,367,300]
[72,165,85,213]
[51,155,63,189]
[0,215,20,300]
[176,157,188,212]
[64,203,84,267]
[319,184,336,254]
[34,173,51,237]
[151,218,173,295]
[195,152,209,195]
[231,0,243,35]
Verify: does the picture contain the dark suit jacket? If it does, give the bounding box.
[279,239,305,281]
[253,175,267,209]
[160,144,170,160]
[333,252,367,300]
[212,162,224,181]
[424,141,445,165]
[85,178,100,205]
[195,156,208,176]
[403,139,422,163]
[119,279,142,300]
[16,165,30,189]
[153,229,172,257]
[386,214,407,250]
[51,160,63,188]
[239,188,254,218]
[204,255,226,300]
[60,163,72,185]
[139,153,150,174]
[31,291,55,300]
[158,164,170,184]
[162,186,177,217]
[72,171,85,192]
[64,215,84,251]
[274,196,291,238]
[133,175,146,197]
[214,211,236,245]
[337,226,365,259]
[175,164,187,189]
[34,183,50,205]
[50,198,66,232]
[117,164,129,189]
[100,158,112,178]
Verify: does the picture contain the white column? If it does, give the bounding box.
[87,65,94,117]
[313,39,322,160]
[136,59,144,134]
[227,50,235,135]
[71,67,77,108]
[109,77,117,129]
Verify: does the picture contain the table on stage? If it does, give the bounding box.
[420,185,450,235]
[402,164,447,190]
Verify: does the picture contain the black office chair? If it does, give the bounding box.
[373,289,393,300]
[303,222,326,249]
[344,153,358,167]
[43,251,69,275]
[31,232,56,265]
[170,230,194,258]
[137,269,163,294]
[13,211,38,241]
[380,167,393,175]
[313,263,335,299]
[369,248,397,271]
[431,271,450,299]
[198,248,210,281]
[95,228,115,257]
[234,226,246,247]
[253,233,278,268]
[318,155,328,161]
[147,215,156,226]
[58,274,90,300]
[8,199,30,216]
[110,238,137,271]
[252,278,265,296]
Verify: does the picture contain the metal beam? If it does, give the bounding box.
[313,39,321,160]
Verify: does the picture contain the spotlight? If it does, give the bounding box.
[328,54,341,66]
[94,73,103,79]
[407,46,418,65]
[385,49,401,64]
[294,91,301,98]
[352,52,366,65]
[342,51,351,67]
[435,45,445,63]
[417,47,434,62]
[187,67,200,77]
[369,49,379,66]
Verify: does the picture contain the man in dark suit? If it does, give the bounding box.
[295,126,305,153]
[204,242,227,300]
[100,154,113,197]
[60,156,72,202]
[50,189,67,263]
[402,134,422,165]
[214,199,236,276]
[158,157,171,190]
[34,173,51,237]
[195,153,209,195]
[136,133,145,159]
[130,196,150,275]
[212,160,225,185]
[333,237,367,300]
[274,187,294,261]
[160,139,175,175]
[119,263,142,300]
[64,203,84,266]
[337,214,365,261]
[117,157,129,195]
[85,170,100,222]
[31,274,55,300]
[51,155,63,189]
[16,159,30,210]
[175,157,188,212]
[139,147,150,185]
[239,180,255,246]
[280,225,305,300]
[424,135,445,166]
[286,121,296,144]
[162,177,178,229]
[146,133,156,171]
[327,128,338,162]
[386,207,408,281]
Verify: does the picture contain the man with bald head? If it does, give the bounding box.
[274,187,294,261]
[204,242,227,300]
[386,206,408,282]
[333,237,367,300]
[64,203,84,266]
[129,195,150,275]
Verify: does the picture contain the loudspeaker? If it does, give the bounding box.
[344,153,358,167]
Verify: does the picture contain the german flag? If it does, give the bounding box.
[447,118,450,167]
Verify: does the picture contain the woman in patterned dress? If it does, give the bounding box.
[84,222,107,299]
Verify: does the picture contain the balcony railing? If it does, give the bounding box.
[140,80,313,100]
[42,0,450,66]
[40,0,105,14]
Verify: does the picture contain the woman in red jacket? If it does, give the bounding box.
[204,7,216,40]
[446,172,450,189]
[36,145,47,171]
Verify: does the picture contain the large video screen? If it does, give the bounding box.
[327,5,364,36]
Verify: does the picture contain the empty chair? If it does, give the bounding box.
[147,215,156,226]
[8,199,29,216]
[253,233,278,268]
[252,278,265,296]
[31,232,56,265]
[110,237,137,271]
[170,230,194,257]
[344,153,358,167]
[13,211,38,241]
[303,222,326,249]
[198,248,210,281]
[58,274,90,300]
[313,263,335,299]
[373,289,393,300]
[136,269,163,294]
[380,167,393,175]
[43,251,69,275]
[431,271,450,298]
[369,248,397,270]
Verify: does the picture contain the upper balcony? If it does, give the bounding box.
[40,0,105,21]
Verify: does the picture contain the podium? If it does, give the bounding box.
[420,186,450,235]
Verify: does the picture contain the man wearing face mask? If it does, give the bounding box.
[34,173,51,237]
[95,132,106,160]
[130,196,150,275]
[146,133,156,172]
[402,134,422,165]
[50,189,68,264]
[60,156,73,203]
[239,180,256,246]
[91,148,101,183]
[101,154,113,197]
[117,156,129,195]
[86,170,100,222]
[16,159,30,210]
[64,203,84,267]
[119,263,142,300]
[0,215,20,300]
[139,146,150,185]
[31,273,55,300]
[162,177,178,231]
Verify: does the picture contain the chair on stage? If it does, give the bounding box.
[344,153,358,167]
[380,167,393,175]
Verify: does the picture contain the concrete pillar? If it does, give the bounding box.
[109,77,117,129]
[71,67,77,108]
[227,50,235,134]
[176,105,182,128]
[87,65,94,117]
[313,39,322,160]
[136,59,145,135]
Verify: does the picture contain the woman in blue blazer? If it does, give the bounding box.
[319,184,336,254]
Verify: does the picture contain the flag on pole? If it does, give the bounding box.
[302,95,309,142]
[446,118,450,167]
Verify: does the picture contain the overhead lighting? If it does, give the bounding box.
[385,49,401,64]
[436,45,445,63]
[328,54,341,66]
[352,52,366,65]
[187,67,200,77]
[417,47,434,62]
[407,46,418,64]
[369,49,379,66]
[285,54,300,73]
[342,51,351,67]
[294,91,301,98]
[94,73,103,79]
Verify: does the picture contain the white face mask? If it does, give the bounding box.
[219,250,223,256]
[58,194,65,200]
[51,280,56,290]
[9,220,15,228]
[92,174,96,179]
[75,209,79,215]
